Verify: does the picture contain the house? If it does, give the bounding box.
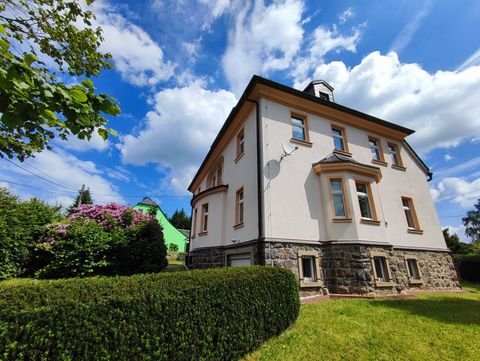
[186,76,459,295]
[134,197,187,253]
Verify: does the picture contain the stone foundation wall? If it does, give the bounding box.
[263,241,460,295]
[188,247,225,269]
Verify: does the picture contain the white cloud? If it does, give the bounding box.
[390,1,432,53]
[0,150,124,207]
[430,187,440,202]
[338,7,355,24]
[432,177,480,208]
[222,0,304,95]
[291,23,364,86]
[118,82,237,193]
[91,1,175,86]
[311,51,480,154]
[444,154,453,161]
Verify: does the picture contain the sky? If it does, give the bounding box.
[1,0,480,241]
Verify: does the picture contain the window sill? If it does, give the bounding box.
[332,217,353,223]
[408,279,424,285]
[408,229,424,235]
[360,218,381,226]
[333,149,352,157]
[198,231,208,237]
[234,152,245,163]
[372,159,388,167]
[300,280,323,288]
[375,281,395,288]
[233,222,244,230]
[392,164,406,171]
[290,137,312,147]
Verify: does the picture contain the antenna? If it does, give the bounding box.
[280,141,298,161]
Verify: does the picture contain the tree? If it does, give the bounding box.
[0,0,120,161]
[442,228,472,254]
[169,208,191,229]
[68,184,93,213]
[0,187,63,278]
[462,199,480,243]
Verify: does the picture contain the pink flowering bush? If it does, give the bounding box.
[69,203,152,230]
[25,203,167,278]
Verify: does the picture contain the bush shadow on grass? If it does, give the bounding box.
[370,297,480,325]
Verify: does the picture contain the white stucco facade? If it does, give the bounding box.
[188,76,448,254]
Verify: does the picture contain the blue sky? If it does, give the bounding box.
[1,0,480,241]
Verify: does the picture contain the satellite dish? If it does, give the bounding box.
[280,141,298,161]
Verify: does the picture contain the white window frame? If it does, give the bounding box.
[298,251,322,287]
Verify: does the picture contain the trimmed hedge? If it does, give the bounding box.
[454,254,480,282]
[0,267,299,360]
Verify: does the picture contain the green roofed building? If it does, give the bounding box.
[134,197,188,253]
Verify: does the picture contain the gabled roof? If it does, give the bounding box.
[188,75,430,191]
[303,79,334,92]
[137,197,159,207]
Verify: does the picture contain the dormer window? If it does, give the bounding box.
[318,92,329,101]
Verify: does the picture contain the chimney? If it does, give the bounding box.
[303,80,335,102]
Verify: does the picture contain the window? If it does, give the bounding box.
[236,129,245,159]
[373,256,390,282]
[228,253,252,267]
[235,187,244,226]
[332,126,347,152]
[217,166,222,185]
[402,197,421,231]
[298,251,321,286]
[192,208,198,238]
[388,143,404,168]
[356,182,374,219]
[291,115,307,141]
[330,179,347,218]
[200,203,208,233]
[369,137,384,163]
[301,257,316,282]
[406,258,421,280]
[318,91,329,101]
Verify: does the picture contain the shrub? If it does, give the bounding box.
[116,219,168,275]
[454,254,480,282]
[0,188,63,279]
[0,267,300,361]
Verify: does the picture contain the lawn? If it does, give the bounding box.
[243,283,480,361]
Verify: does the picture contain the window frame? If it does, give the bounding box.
[404,256,423,284]
[290,113,312,146]
[298,250,322,287]
[328,177,351,222]
[331,125,351,155]
[355,181,380,225]
[234,187,245,229]
[370,251,394,287]
[387,142,406,170]
[192,208,198,239]
[200,203,209,235]
[401,196,423,234]
[235,128,245,162]
[368,136,387,166]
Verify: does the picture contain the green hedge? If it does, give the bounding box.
[453,254,480,282]
[0,267,299,360]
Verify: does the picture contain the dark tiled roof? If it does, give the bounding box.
[178,229,191,238]
[315,152,360,165]
[137,197,159,207]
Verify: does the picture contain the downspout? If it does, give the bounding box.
[246,98,265,266]
[186,203,193,267]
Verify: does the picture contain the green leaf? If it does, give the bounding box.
[0,23,6,35]
[97,128,108,140]
[70,88,88,103]
[24,53,37,65]
[81,79,94,89]
[106,128,118,137]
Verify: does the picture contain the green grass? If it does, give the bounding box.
[243,283,480,361]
